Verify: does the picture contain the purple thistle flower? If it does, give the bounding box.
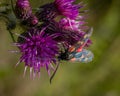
[36,3,58,22]
[25,14,38,26]
[15,0,32,20]
[59,17,87,31]
[59,17,92,47]
[36,0,84,21]
[15,0,38,26]
[54,0,82,19]
[39,21,82,46]
[15,28,59,77]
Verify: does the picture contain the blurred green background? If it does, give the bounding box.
[0,0,120,96]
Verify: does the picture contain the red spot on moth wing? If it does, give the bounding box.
[69,46,75,52]
[76,46,83,52]
[70,58,76,62]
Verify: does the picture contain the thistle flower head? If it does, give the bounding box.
[39,21,82,46]
[15,0,38,26]
[15,0,32,20]
[36,3,58,22]
[12,0,93,80]
[59,17,92,47]
[59,17,86,31]
[16,28,59,77]
[36,0,84,21]
[54,0,81,19]
[25,14,38,26]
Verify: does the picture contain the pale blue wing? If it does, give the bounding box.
[74,49,94,63]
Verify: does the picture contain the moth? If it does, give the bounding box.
[68,27,94,63]
[50,28,94,83]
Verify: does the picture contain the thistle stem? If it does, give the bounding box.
[10,0,15,13]
[8,29,16,42]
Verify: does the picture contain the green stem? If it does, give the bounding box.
[10,0,15,13]
[8,29,16,42]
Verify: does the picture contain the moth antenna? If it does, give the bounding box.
[81,27,93,48]
[69,27,93,54]
[50,62,59,84]
[87,27,93,37]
